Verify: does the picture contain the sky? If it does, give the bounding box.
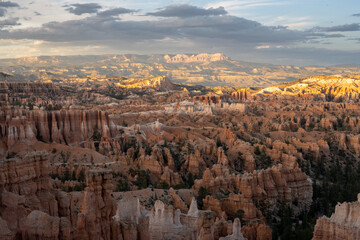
[0,0,359,65]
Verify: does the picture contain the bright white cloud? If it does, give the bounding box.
[206,0,289,10]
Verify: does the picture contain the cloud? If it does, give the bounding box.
[147,4,227,18]
[0,18,20,28]
[0,14,309,44]
[206,0,288,11]
[64,3,102,15]
[0,5,344,48]
[314,23,360,32]
[97,7,136,17]
[256,45,270,49]
[0,3,358,65]
[349,37,360,43]
[307,32,345,38]
[0,8,6,17]
[352,13,360,17]
[0,0,19,17]
[0,1,19,8]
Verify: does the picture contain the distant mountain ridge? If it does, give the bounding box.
[0,53,228,66]
[116,76,178,91]
[163,53,229,63]
[0,54,359,87]
[257,75,360,101]
[0,72,22,82]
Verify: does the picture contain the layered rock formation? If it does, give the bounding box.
[21,210,71,240]
[0,108,116,156]
[194,92,251,105]
[0,152,66,239]
[0,82,67,107]
[0,82,59,95]
[231,89,252,101]
[313,194,360,240]
[219,218,247,240]
[0,150,250,240]
[194,164,313,210]
[75,170,117,240]
[0,151,119,240]
[148,199,197,239]
[116,76,178,91]
[258,75,360,101]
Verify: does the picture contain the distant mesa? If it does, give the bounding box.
[163,53,229,63]
[116,76,179,91]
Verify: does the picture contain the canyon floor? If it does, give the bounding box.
[1,72,360,240]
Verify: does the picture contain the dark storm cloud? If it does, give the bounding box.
[0,15,308,44]
[0,18,20,28]
[0,0,19,17]
[64,3,102,15]
[0,8,6,17]
[147,4,227,18]
[349,37,360,43]
[97,7,136,17]
[0,1,19,8]
[0,4,343,45]
[314,23,360,32]
[307,32,345,38]
[0,4,357,65]
[352,13,360,17]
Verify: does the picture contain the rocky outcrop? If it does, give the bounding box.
[113,197,149,239]
[217,147,229,166]
[0,108,116,155]
[194,92,250,106]
[117,76,178,91]
[194,164,312,209]
[182,149,207,176]
[203,194,262,221]
[0,151,75,239]
[112,195,248,240]
[219,218,247,240]
[241,223,272,240]
[0,82,59,94]
[231,89,252,101]
[312,194,360,240]
[257,75,360,102]
[75,169,117,240]
[0,217,13,240]
[21,210,71,240]
[194,94,223,104]
[149,200,197,240]
[0,82,63,106]
[338,134,360,155]
[0,152,121,240]
[0,152,57,232]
